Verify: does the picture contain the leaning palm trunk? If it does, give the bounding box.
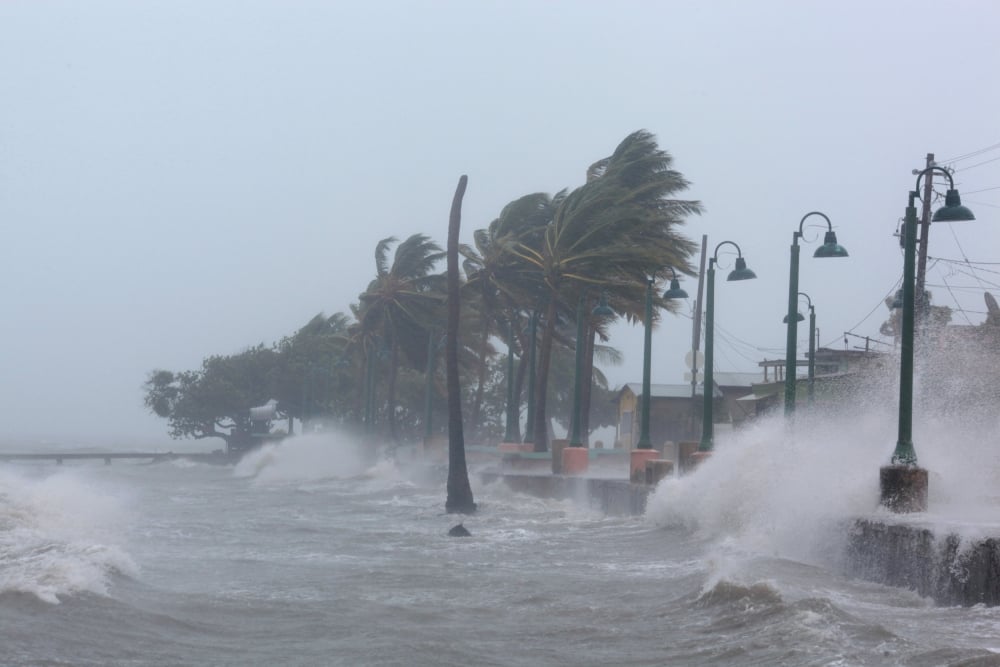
[445,175,476,515]
[469,315,490,441]
[386,342,400,444]
[580,321,596,446]
[530,298,558,452]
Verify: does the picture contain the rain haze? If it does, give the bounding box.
[2,0,999,445]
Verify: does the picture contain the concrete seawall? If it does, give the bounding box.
[846,519,1000,606]
[479,469,1000,607]
[479,472,650,516]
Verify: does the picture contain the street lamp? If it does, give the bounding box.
[783,292,816,405]
[569,291,615,447]
[503,318,519,443]
[882,166,974,512]
[699,241,757,452]
[423,330,444,440]
[785,212,848,417]
[524,311,539,448]
[636,269,689,449]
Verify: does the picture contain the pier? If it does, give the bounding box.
[0,451,234,465]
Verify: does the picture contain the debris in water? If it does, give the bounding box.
[448,523,471,537]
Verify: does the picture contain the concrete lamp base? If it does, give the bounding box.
[498,442,534,454]
[550,439,569,474]
[677,441,700,474]
[561,447,589,475]
[880,465,928,513]
[644,459,674,485]
[630,449,661,482]
[686,451,713,472]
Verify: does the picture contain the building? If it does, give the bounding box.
[613,372,759,451]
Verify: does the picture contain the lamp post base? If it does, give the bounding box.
[644,459,674,485]
[687,451,713,471]
[498,442,534,453]
[879,465,928,513]
[550,439,569,474]
[677,441,700,474]
[562,447,589,475]
[630,449,660,482]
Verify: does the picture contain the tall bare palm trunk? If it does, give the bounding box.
[445,175,476,515]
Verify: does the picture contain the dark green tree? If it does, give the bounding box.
[143,344,282,449]
[511,130,701,451]
[352,234,447,443]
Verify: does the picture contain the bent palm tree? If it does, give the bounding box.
[353,234,446,444]
[512,130,702,451]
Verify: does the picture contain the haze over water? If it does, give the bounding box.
[2,397,1000,666]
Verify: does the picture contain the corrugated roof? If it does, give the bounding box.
[712,372,761,388]
[618,382,723,399]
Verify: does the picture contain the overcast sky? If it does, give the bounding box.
[2,1,998,444]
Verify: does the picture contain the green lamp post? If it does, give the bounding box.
[524,311,538,448]
[699,242,757,452]
[880,166,973,513]
[423,330,443,440]
[784,212,848,417]
[891,167,974,467]
[636,269,689,449]
[569,291,615,447]
[503,318,519,443]
[783,292,816,405]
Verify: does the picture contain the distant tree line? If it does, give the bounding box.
[143,130,702,451]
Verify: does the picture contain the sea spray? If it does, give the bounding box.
[646,348,1000,576]
[0,467,135,603]
[233,432,367,483]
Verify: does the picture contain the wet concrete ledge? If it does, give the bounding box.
[480,471,1000,606]
[846,519,1000,606]
[479,472,650,517]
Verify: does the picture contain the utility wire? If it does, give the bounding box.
[954,155,1000,172]
[939,142,1000,164]
[962,185,1000,195]
[930,256,1000,268]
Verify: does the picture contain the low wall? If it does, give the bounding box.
[846,519,1000,606]
[479,472,650,516]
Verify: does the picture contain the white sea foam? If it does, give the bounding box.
[0,468,136,603]
[232,432,368,483]
[646,384,1000,566]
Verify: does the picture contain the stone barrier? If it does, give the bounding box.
[846,519,1000,606]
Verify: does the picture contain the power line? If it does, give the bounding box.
[954,155,1000,173]
[966,199,1000,209]
[939,142,1000,164]
[929,256,1000,268]
[844,280,901,334]
[962,185,1000,195]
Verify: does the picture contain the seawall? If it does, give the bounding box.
[478,469,1000,607]
[846,518,1000,606]
[479,471,650,516]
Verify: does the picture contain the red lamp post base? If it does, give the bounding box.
[880,465,928,513]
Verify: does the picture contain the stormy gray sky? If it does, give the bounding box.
[2,1,998,444]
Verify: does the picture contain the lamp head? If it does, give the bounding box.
[727,256,757,281]
[782,312,805,323]
[592,291,615,319]
[662,277,689,300]
[932,189,975,222]
[890,289,903,310]
[813,230,849,258]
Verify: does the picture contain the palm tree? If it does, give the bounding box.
[511,130,702,452]
[352,234,447,443]
[445,175,476,515]
[461,193,555,441]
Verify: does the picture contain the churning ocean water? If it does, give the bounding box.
[2,421,1000,667]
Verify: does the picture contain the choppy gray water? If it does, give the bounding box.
[2,431,999,666]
